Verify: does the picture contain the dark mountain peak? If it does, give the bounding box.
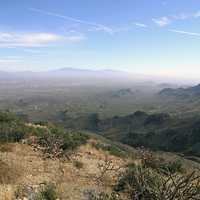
[188,84,200,91]
[144,113,170,125]
[159,83,200,99]
[112,88,134,97]
[134,111,148,117]
[159,88,174,95]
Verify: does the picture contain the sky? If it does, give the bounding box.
[1,0,200,78]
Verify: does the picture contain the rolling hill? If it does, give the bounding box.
[76,111,200,157]
[159,84,200,99]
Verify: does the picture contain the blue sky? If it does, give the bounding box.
[1,0,200,78]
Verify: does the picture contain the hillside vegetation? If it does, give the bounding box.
[0,112,200,199]
[2,82,200,199]
[65,110,200,157]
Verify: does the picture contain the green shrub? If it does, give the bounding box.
[73,160,84,169]
[36,183,57,200]
[139,149,184,174]
[94,142,126,158]
[61,131,89,151]
[114,164,161,199]
[0,119,26,143]
[0,111,16,122]
[159,159,184,174]
[114,164,200,200]
[36,126,89,158]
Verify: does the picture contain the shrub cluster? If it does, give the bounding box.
[0,111,26,142]
[0,111,89,159]
[114,164,200,200]
[15,183,58,200]
[93,142,126,158]
[36,183,58,200]
[139,149,184,174]
[36,126,89,159]
[73,160,84,169]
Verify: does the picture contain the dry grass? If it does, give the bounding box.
[0,140,128,200]
[0,160,20,185]
[0,156,20,200]
[0,186,13,200]
[0,143,14,153]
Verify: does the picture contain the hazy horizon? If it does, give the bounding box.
[0,0,200,79]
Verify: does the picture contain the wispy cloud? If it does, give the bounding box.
[88,25,132,34]
[0,32,85,48]
[64,34,86,42]
[29,8,151,35]
[134,22,148,28]
[169,29,200,37]
[153,10,200,27]
[29,8,114,35]
[194,11,200,18]
[0,56,22,64]
[0,32,62,47]
[172,13,190,20]
[23,49,42,54]
[152,17,171,27]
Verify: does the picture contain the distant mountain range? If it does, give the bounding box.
[0,68,129,79]
[0,68,197,85]
[0,68,161,84]
[159,84,200,99]
[48,67,129,77]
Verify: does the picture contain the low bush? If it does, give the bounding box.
[61,131,89,151]
[159,159,184,174]
[0,111,16,122]
[0,121,26,143]
[139,149,184,174]
[73,160,84,169]
[0,111,89,159]
[16,183,58,200]
[114,164,200,200]
[36,126,89,158]
[36,183,58,200]
[94,142,126,158]
[0,111,27,143]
